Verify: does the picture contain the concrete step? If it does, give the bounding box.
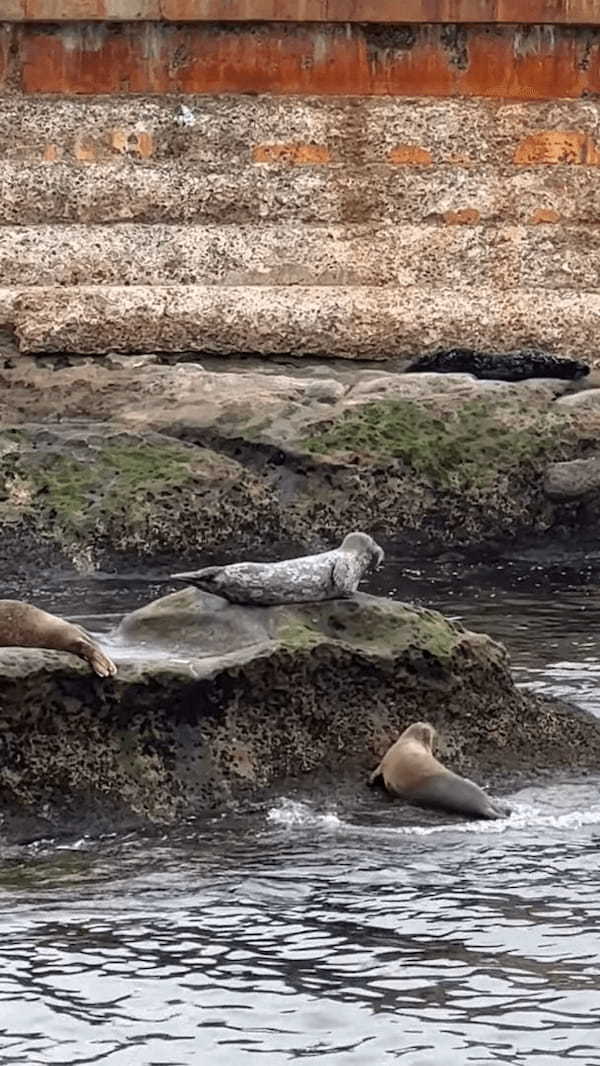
[3,163,600,226]
[6,284,599,357]
[1,223,600,290]
[2,95,599,167]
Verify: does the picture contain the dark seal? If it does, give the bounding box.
[407,348,590,382]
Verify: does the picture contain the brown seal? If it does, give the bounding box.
[369,721,510,820]
[0,600,117,678]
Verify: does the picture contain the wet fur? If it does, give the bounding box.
[405,772,509,820]
[369,721,510,820]
[0,600,117,678]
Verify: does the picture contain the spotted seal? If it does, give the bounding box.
[171,532,384,606]
[0,600,117,677]
[369,721,510,820]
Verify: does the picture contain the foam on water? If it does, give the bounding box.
[268,797,342,830]
[267,797,600,837]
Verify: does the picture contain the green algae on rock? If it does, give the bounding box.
[0,363,597,569]
[1,589,599,843]
[302,398,569,491]
[0,421,281,571]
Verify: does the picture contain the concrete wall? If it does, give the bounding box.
[2,6,600,357]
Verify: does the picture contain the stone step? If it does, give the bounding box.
[2,95,599,167]
[7,284,599,357]
[1,223,600,291]
[4,163,600,226]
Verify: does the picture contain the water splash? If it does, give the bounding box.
[266,797,600,837]
[267,798,342,830]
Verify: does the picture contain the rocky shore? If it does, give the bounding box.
[1,352,600,575]
[1,349,599,842]
[1,588,598,844]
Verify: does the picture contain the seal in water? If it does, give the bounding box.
[407,348,589,382]
[170,532,384,606]
[0,600,117,677]
[369,721,510,820]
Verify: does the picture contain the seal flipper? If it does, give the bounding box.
[71,637,117,678]
[367,762,384,788]
[170,565,223,590]
[331,555,358,597]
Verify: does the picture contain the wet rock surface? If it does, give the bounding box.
[0,356,599,571]
[0,588,598,844]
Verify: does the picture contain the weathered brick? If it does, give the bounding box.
[23,0,159,15]
[514,131,600,165]
[252,144,330,164]
[0,25,13,91]
[387,145,433,165]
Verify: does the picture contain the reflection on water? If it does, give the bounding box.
[2,548,600,1064]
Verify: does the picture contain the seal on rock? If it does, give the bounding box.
[369,721,510,820]
[0,600,117,677]
[407,348,589,382]
[170,532,384,606]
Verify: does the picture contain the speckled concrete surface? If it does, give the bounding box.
[10,284,600,358]
[3,96,600,166]
[2,93,600,355]
[3,222,600,290]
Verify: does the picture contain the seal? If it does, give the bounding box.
[369,721,510,820]
[407,348,589,382]
[0,600,117,678]
[170,532,384,606]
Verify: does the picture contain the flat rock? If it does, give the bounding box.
[544,455,600,501]
[555,388,600,408]
[0,420,281,574]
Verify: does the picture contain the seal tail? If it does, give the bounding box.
[170,565,223,590]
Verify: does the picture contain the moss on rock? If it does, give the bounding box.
[0,422,282,571]
[303,397,569,491]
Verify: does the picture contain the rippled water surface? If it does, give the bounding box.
[3,547,600,1065]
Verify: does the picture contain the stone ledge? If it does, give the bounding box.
[3,222,600,290]
[8,284,600,359]
[3,97,600,166]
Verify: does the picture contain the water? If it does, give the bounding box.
[2,548,600,1065]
